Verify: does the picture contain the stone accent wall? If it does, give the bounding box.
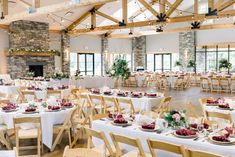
[132,36,146,70]
[61,32,70,76]
[101,35,109,75]
[9,20,49,49]
[179,32,196,71]
[7,20,55,78]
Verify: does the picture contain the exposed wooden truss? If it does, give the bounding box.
[2,0,8,15]
[68,0,235,35]
[216,0,235,12]
[69,9,235,34]
[0,0,115,24]
[138,0,159,17]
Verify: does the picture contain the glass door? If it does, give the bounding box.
[154,53,172,72]
[78,53,94,75]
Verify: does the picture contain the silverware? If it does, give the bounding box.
[193,137,200,141]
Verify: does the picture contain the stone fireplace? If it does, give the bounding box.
[7,20,55,79]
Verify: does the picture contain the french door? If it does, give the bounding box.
[78,53,94,75]
[154,53,172,72]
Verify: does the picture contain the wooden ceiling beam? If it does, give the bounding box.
[138,0,159,17]
[216,0,235,12]
[208,0,214,10]
[165,0,180,15]
[0,0,115,24]
[194,0,198,14]
[13,0,32,8]
[96,10,121,23]
[166,0,183,17]
[159,0,165,14]
[69,9,235,34]
[91,10,96,29]
[129,0,157,20]
[2,0,8,15]
[122,0,128,24]
[33,0,40,8]
[66,4,104,31]
[214,0,224,9]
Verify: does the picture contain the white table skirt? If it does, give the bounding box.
[88,93,163,111]
[0,150,16,157]
[74,76,115,89]
[92,120,235,157]
[0,103,73,149]
[0,85,19,95]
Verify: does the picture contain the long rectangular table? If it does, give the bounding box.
[92,120,235,157]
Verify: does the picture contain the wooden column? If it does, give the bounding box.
[2,0,8,16]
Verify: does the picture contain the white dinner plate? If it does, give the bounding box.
[173,132,198,139]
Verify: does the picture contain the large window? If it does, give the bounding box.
[196,45,235,72]
[69,53,101,76]
[147,53,172,72]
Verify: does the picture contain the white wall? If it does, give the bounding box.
[146,32,179,54]
[70,35,101,53]
[196,28,235,45]
[108,38,132,54]
[0,29,9,74]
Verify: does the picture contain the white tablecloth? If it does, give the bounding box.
[203,98,235,124]
[88,93,163,111]
[0,103,73,149]
[92,120,235,157]
[0,150,16,157]
[74,76,115,88]
[14,79,70,88]
[0,85,20,95]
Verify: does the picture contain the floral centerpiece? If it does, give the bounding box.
[52,72,65,80]
[107,57,131,80]
[164,110,186,129]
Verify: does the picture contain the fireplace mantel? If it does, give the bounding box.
[5,50,59,57]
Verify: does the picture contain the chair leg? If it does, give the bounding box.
[37,137,41,157]
[68,129,72,147]
[51,129,65,151]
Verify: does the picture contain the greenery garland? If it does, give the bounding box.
[9,48,60,56]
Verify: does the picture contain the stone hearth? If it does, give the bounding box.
[7,20,55,79]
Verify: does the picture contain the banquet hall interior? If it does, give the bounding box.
[0,0,235,157]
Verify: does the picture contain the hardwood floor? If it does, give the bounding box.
[2,87,234,157]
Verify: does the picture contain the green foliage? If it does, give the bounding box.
[9,48,60,56]
[187,60,196,68]
[219,59,232,70]
[164,110,186,128]
[107,57,131,80]
[26,71,35,77]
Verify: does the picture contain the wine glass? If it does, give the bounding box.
[197,124,204,137]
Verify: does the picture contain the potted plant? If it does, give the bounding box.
[187,60,196,73]
[219,59,232,74]
[107,57,131,87]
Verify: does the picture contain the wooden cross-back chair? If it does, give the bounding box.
[204,111,233,126]
[21,91,37,103]
[0,124,12,150]
[211,78,221,92]
[88,94,105,114]
[103,96,119,113]
[63,145,103,157]
[231,78,235,93]
[200,77,211,92]
[220,78,230,93]
[110,133,149,157]
[186,102,199,118]
[84,127,115,157]
[13,116,42,157]
[116,98,136,115]
[185,148,225,157]
[51,107,77,151]
[147,139,186,157]
[47,90,62,100]
[153,96,172,117]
